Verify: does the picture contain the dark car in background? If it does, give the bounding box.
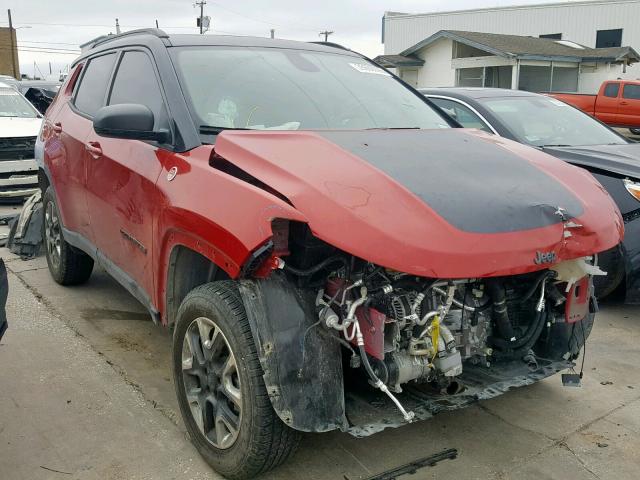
[422,87,640,302]
[17,81,61,114]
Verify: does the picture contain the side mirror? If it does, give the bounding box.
[93,104,168,142]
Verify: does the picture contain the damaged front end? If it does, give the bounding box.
[239,223,603,436]
[212,128,621,436]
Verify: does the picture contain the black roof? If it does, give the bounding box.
[76,28,360,65]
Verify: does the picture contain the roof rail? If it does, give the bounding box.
[80,28,169,51]
[308,41,350,51]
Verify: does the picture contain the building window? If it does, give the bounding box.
[456,66,512,88]
[518,64,578,92]
[457,67,484,87]
[596,29,623,48]
[540,33,562,40]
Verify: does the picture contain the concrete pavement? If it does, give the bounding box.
[1,249,640,479]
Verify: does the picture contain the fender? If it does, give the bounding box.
[154,146,307,323]
[239,273,348,433]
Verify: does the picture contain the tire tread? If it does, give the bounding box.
[174,281,300,479]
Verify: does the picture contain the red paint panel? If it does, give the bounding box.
[565,276,591,323]
[354,307,387,361]
[214,129,623,279]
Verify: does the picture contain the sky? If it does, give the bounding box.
[2,0,562,79]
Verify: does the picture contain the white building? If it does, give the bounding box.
[378,0,640,92]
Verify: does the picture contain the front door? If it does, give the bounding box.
[84,50,170,306]
[597,81,620,124]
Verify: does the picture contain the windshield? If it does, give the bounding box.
[170,46,450,132]
[479,96,626,147]
[0,88,39,118]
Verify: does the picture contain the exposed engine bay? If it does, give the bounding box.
[305,256,602,424]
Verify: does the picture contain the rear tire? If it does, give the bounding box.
[172,281,301,480]
[42,187,94,285]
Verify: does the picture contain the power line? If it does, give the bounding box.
[16,44,80,52]
[0,47,80,55]
[18,40,80,46]
[0,21,196,29]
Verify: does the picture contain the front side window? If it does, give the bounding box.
[74,53,117,117]
[623,84,640,100]
[429,97,493,133]
[0,88,39,118]
[480,95,626,147]
[170,46,451,132]
[108,51,168,130]
[604,83,620,98]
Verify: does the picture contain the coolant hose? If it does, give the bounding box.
[490,310,545,350]
[494,311,548,359]
[284,255,349,277]
[486,279,516,342]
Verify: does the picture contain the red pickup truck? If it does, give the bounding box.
[549,80,640,134]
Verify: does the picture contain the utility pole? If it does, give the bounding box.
[7,9,17,79]
[270,28,275,39]
[115,18,121,34]
[196,1,206,34]
[319,30,334,42]
[155,19,159,28]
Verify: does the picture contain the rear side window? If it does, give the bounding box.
[623,84,640,100]
[603,83,620,98]
[108,51,168,130]
[74,53,117,117]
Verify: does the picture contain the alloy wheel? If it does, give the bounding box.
[181,316,242,449]
[44,202,61,269]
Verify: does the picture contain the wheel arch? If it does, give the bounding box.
[162,238,232,327]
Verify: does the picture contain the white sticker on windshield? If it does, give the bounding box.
[349,63,391,76]
[548,98,569,106]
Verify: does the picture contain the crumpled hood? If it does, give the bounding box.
[214,128,622,278]
[542,143,640,179]
[0,117,42,138]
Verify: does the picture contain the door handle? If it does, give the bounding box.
[52,122,62,134]
[620,101,629,106]
[84,141,103,159]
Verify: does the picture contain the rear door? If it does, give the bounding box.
[84,49,170,304]
[47,53,117,240]
[596,81,620,124]
[618,83,640,128]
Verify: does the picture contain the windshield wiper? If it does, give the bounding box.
[199,125,250,135]
[540,144,571,148]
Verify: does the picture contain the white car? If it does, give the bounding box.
[0,81,42,200]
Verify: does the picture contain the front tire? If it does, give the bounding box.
[629,128,640,136]
[42,187,94,285]
[172,281,300,479]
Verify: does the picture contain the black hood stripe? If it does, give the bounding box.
[318,129,583,234]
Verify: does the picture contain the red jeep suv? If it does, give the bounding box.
[39,29,621,479]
